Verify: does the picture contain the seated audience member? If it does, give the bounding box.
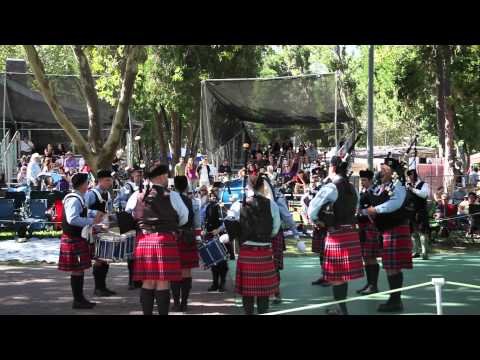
[56,144,66,156]
[17,166,28,186]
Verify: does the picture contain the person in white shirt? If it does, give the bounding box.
[26,153,42,189]
[20,136,35,156]
[197,158,212,187]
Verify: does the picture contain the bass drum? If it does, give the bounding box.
[219,178,244,207]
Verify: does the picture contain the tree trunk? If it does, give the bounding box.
[434,45,446,158]
[171,111,181,164]
[72,45,103,153]
[153,107,169,163]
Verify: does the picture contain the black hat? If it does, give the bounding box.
[146,164,169,179]
[174,175,188,193]
[406,169,417,176]
[97,169,113,179]
[329,155,343,168]
[359,169,374,180]
[71,172,89,188]
[383,157,402,172]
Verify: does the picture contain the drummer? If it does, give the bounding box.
[113,165,143,211]
[84,169,116,297]
[128,164,189,315]
[58,173,105,309]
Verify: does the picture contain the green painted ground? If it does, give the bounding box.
[230,251,480,315]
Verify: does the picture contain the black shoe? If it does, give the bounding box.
[171,303,182,312]
[73,299,96,309]
[128,283,136,290]
[180,303,188,312]
[356,283,369,294]
[325,307,346,315]
[412,253,421,258]
[94,289,114,297]
[422,253,429,260]
[359,285,378,295]
[377,300,404,312]
[208,284,219,292]
[272,296,282,305]
[312,278,329,286]
[218,283,226,292]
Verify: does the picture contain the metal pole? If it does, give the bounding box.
[367,45,375,170]
[128,110,133,167]
[432,277,445,315]
[3,72,6,141]
[334,71,338,150]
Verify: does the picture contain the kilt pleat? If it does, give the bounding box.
[381,224,413,271]
[322,230,364,282]
[271,231,285,271]
[132,232,182,281]
[358,222,382,259]
[235,246,279,297]
[178,233,199,269]
[58,234,92,272]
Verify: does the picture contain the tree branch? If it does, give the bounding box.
[100,45,145,168]
[72,45,103,153]
[23,45,94,165]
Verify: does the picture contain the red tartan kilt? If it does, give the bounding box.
[323,229,364,282]
[177,233,199,269]
[358,222,382,259]
[235,246,279,297]
[58,234,92,272]
[271,231,284,271]
[381,224,413,271]
[311,227,326,254]
[132,232,182,281]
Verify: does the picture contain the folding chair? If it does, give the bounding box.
[5,191,27,211]
[0,198,16,231]
[27,199,49,232]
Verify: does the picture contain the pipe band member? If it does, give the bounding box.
[356,169,382,296]
[85,169,116,297]
[307,156,363,315]
[58,172,104,309]
[234,174,281,315]
[129,164,189,315]
[406,169,430,260]
[366,157,412,313]
[203,185,230,292]
[307,175,332,287]
[117,165,144,290]
[170,175,202,312]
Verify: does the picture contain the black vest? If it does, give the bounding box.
[318,177,357,227]
[179,193,194,230]
[88,189,109,213]
[137,185,179,233]
[368,182,407,231]
[358,186,375,224]
[62,193,88,238]
[405,181,427,212]
[205,201,224,232]
[239,194,273,244]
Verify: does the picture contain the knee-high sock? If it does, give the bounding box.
[103,263,110,289]
[242,296,254,315]
[154,289,171,315]
[181,277,192,306]
[92,264,102,290]
[257,296,269,314]
[218,261,228,285]
[387,272,403,303]
[170,281,181,306]
[366,263,379,287]
[127,259,134,284]
[70,275,83,302]
[140,288,155,315]
[332,283,349,315]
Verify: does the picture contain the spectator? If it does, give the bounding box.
[18,155,28,169]
[44,144,55,159]
[218,159,232,181]
[20,136,35,156]
[247,162,258,176]
[273,141,281,156]
[467,192,480,234]
[174,157,186,177]
[26,153,42,190]
[434,193,457,237]
[266,165,277,183]
[469,166,479,187]
[63,151,78,173]
[452,186,467,206]
[17,166,28,185]
[56,168,70,192]
[254,152,268,170]
[56,144,66,156]
[306,143,319,163]
[186,157,199,190]
[197,158,212,187]
[42,157,54,173]
[298,144,306,157]
[268,155,276,169]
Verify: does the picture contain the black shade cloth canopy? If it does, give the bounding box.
[200,73,354,153]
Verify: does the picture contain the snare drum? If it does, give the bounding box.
[198,237,228,268]
[94,230,136,262]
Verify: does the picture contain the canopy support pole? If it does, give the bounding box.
[334,70,338,150]
[3,72,6,141]
[367,45,375,170]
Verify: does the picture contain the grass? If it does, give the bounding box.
[0,229,62,241]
